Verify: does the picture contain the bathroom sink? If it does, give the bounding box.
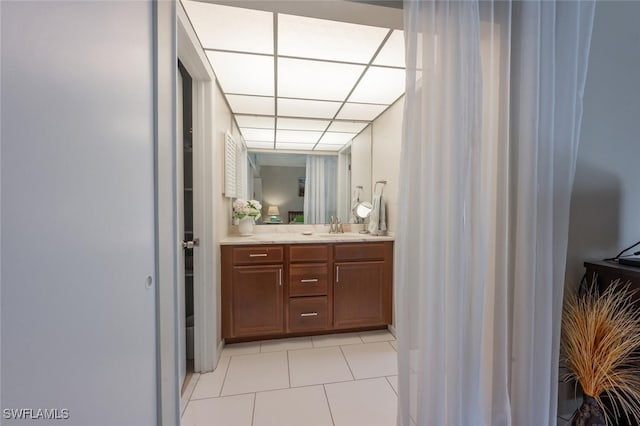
[310,233,362,238]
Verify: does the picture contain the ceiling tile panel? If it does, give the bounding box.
[276,129,323,144]
[206,52,274,96]
[277,98,342,119]
[226,95,274,116]
[182,1,273,54]
[348,66,405,104]
[245,141,275,149]
[275,142,316,151]
[336,103,388,121]
[314,144,345,152]
[277,118,330,131]
[278,58,364,101]
[235,115,275,129]
[318,132,357,145]
[278,13,389,63]
[240,128,275,142]
[373,30,405,68]
[327,121,369,133]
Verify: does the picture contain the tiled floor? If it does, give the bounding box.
[181,330,397,426]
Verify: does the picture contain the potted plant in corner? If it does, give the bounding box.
[232,198,262,236]
[561,280,640,426]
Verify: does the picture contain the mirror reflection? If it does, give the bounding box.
[247,152,339,225]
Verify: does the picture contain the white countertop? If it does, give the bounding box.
[220,232,395,245]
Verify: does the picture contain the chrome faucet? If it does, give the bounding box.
[329,216,344,234]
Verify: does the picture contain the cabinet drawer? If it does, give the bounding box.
[334,242,387,261]
[232,246,283,265]
[289,245,329,263]
[288,297,329,332]
[289,264,328,297]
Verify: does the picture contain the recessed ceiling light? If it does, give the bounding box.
[318,132,357,145]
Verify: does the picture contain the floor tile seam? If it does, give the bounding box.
[385,376,398,396]
[182,372,200,403]
[286,350,292,388]
[322,384,337,426]
[217,356,234,398]
[337,345,356,381]
[290,377,355,388]
[221,385,291,398]
[250,393,257,426]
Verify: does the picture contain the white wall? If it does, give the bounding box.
[260,166,305,221]
[371,98,404,232]
[565,0,640,288]
[1,2,167,424]
[560,0,640,417]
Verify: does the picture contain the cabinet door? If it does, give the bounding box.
[334,261,390,329]
[232,265,284,337]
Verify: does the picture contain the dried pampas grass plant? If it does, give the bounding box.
[561,279,640,425]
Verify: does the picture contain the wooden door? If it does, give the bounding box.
[232,265,284,337]
[334,261,388,329]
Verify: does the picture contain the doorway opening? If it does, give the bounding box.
[178,61,195,394]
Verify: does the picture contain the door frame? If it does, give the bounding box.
[176,1,219,375]
[156,2,219,425]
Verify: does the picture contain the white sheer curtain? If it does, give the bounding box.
[396,1,595,425]
[303,155,337,224]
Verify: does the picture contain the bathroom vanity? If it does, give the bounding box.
[220,234,394,342]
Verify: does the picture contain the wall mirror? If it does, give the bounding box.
[242,127,372,225]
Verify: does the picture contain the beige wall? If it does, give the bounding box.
[371,97,404,232]
[260,166,305,221]
[351,125,373,203]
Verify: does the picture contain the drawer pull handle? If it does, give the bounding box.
[336,266,340,284]
[300,312,318,317]
[279,268,282,287]
[249,253,268,257]
[301,278,319,283]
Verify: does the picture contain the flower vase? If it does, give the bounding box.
[571,395,605,426]
[238,217,255,236]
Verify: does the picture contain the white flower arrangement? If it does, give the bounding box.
[232,199,262,221]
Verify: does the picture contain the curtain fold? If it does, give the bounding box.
[396,1,595,425]
[303,155,337,224]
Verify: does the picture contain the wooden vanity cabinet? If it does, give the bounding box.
[222,241,393,342]
[222,245,285,338]
[287,245,331,333]
[333,243,393,329]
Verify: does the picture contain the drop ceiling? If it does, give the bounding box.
[182,0,406,152]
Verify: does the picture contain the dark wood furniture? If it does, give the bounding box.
[584,260,640,305]
[584,260,640,426]
[287,211,303,223]
[222,241,393,342]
